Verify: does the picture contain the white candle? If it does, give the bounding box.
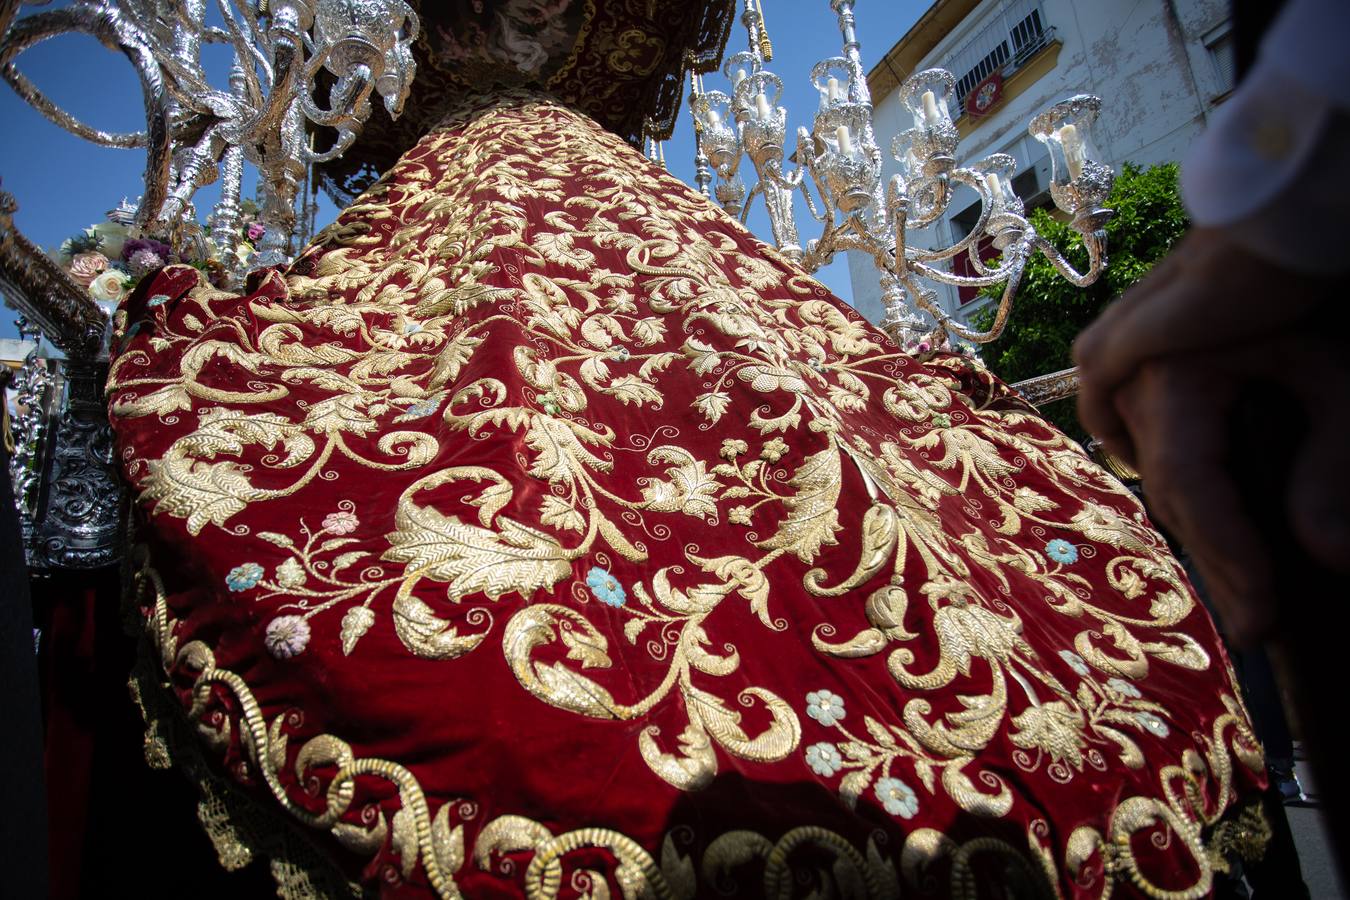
[921,90,941,127]
[734,68,747,88]
[984,172,1002,199]
[827,77,840,103]
[755,93,772,121]
[1058,124,1085,179]
[836,124,854,156]
[706,109,721,128]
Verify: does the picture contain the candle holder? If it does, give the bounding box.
[686,0,1116,350]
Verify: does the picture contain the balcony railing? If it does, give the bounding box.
[946,0,1054,117]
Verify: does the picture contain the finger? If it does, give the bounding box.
[1076,231,1326,409]
[1116,361,1275,645]
[1283,343,1350,573]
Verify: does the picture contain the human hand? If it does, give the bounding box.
[1073,228,1330,460]
[1107,339,1350,646]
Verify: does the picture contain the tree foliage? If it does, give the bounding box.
[972,162,1189,437]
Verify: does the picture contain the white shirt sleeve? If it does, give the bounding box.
[1181,0,1350,273]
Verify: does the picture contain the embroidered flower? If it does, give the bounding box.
[805,742,843,777]
[1046,539,1078,565]
[88,269,130,303]
[586,567,626,607]
[761,437,789,463]
[1058,650,1090,676]
[247,222,266,241]
[323,511,359,535]
[612,345,631,362]
[1106,677,1142,699]
[275,557,306,590]
[728,505,753,526]
[226,562,264,592]
[719,439,748,460]
[930,412,951,429]
[1011,701,1088,769]
[539,392,560,416]
[807,357,824,371]
[875,777,919,818]
[68,251,109,286]
[806,689,846,727]
[147,293,170,307]
[1134,712,1170,737]
[264,615,310,659]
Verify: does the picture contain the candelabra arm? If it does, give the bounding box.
[913,256,1028,345]
[904,170,997,264]
[1027,223,1108,288]
[1,4,173,224]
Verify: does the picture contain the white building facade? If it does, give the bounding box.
[847,0,1235,326]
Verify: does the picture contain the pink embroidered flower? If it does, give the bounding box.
[68,251,109,286]
[323,510,359,534]
[264,615,310,659]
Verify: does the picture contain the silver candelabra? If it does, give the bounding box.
[1,0,419,269]
[689,0,1114,349]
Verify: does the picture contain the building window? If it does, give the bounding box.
[946,0,1054,117]
[1204,22,1236,99]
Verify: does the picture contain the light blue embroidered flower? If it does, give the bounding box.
[1106,677,1142,699]
[1045,538,1078,564]
[404,396,442,417]
[875,777,919,818]
[147,293,170,307]
[805,742,843,777]
[586,567,626,607]
[1134,712,1170,737]
[806,689,846,727]
[1058,650,1090,676]
[226,562,264,592]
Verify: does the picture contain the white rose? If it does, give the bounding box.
[88,269,130,303]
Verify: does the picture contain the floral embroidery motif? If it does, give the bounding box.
[875,777,919,819]
[586,567,627,608]
[805,690,846,727]
[322,510,359,535]
[1059,650,1091,676]
[805,742,843,777]
[1106,677,1142,699]
[1135,712,1171,737]
[226,562,264,592]
[265,615,311,659]
[1046,538,1079,564]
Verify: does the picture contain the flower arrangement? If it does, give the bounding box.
[51,198,265,306]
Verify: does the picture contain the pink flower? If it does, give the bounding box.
[68,252,109,286]
[247,222,266,241]
[128,248,165,275]
[323,511,359,534]
[264,615,310,659]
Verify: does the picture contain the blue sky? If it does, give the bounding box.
[1,1,927,341]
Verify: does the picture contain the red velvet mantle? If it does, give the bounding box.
[109,93,1267,898]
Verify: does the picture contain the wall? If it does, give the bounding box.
[848,0,1231,326]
